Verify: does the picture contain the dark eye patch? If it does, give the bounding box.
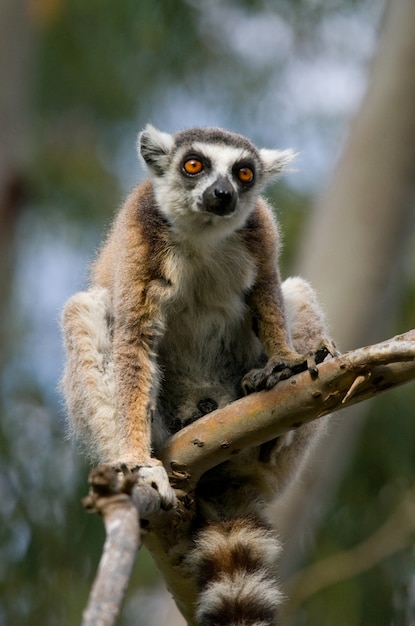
[180,152,211,177]
[232,161,256,187]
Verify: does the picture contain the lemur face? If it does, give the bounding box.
[139,125,294,239]
[178,143,255,218]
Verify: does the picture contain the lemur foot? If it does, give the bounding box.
[114,460,177,511]
[242,340,339,395]
[242,355,306,394]
[306,339,340,378]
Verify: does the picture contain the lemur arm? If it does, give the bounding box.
[89,188,177,508]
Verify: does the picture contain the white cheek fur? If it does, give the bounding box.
[150,143,262,242]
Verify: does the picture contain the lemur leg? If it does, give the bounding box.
[61,287,120,463]
[283,276,338,360]
[256,276,338,496]
[61,287,176,509]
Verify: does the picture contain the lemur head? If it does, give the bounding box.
[138,125,295,240]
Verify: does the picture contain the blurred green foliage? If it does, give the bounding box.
[302,387,415,625]
[1,1,414,625]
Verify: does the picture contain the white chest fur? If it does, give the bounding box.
[164,234,256,324]
[155,234,263,425]
[158,234,261,379]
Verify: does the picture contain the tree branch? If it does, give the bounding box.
[160,330,415,490]
[81,330,415,625]
[81,466,162,626]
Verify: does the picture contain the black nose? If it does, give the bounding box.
[214,186,233,204]
[202,176,236,216]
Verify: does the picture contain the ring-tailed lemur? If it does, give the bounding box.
[61,125,337,625]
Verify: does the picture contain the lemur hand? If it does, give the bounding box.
[242,340,339,394]
[115,459,177,510]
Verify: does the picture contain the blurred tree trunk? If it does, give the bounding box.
[0,0,32,365]
[277,0,415,582]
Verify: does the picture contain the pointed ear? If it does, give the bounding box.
[259,148,296,179]
[138,124,175,176]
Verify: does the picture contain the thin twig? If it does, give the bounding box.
[81,468,162,626]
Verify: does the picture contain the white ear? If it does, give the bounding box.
[138,124,175,176]
[259,148,296,178]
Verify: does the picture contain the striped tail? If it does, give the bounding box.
[187,517,283,626]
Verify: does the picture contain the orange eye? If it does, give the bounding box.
[183,158,203,175]
[238,167,254,184]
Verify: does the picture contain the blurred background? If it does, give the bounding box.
[1,0,415,624]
